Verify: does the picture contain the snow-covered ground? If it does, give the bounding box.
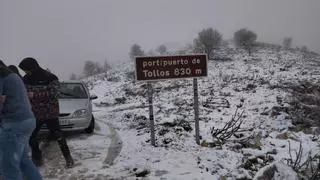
[40,47,320,180]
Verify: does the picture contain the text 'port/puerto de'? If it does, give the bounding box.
[135,54,207,81]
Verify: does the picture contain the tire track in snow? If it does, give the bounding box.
[38,116,115,179]
[95,111,123,166]
[103,122,122,165]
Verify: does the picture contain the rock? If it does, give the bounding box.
[302,128,313,134]
[260,111,269,116]
[158,128,170,136]
[133,168,138,172]
[276,132,298,141]
[267,149,278,155]
[246,84,257,91]
[245,135,262,150]
[162,138,173,144]
[135,169,150,177]
[230,143,244,150]
[280,67,288,71]
[161,122,176,127]
[253,161,298,180]
[289,124,313,134]
[243,157,259,170]
[271,106,289,117]
[174,119,193,132]
[174,127,183,133]
[200,140,216,148]
[276,96,283,105]
[154,170,169,177]
[236,175,252,180]
[114,97,127,104]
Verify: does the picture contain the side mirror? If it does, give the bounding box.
[90,95,98,100]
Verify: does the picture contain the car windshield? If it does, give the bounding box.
[59,83,88,99]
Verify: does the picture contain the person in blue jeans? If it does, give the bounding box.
[0,60,42,180]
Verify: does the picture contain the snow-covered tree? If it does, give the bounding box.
[83,60,96,77]
[156,44,167,55]
[283,37,293,49]
[234,28,257,56]
[69,73,78,80]
[194,28,222,59]
[129,44,144,60]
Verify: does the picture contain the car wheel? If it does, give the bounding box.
[85,115,95,134]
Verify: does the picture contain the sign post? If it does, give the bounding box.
[193,78,200,145]
[147,82,156,146]
[135,54,207,145]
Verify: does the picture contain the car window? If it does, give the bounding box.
[59,83,88,99]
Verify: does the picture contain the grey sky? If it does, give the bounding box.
[1,0,319,80]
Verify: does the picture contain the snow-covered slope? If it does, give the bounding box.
[82,47,320,179]
[39,46,320,180]
[87,47,320,179]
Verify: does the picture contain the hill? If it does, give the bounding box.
[85,45,320,179]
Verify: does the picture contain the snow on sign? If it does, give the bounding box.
[135,54,208,81]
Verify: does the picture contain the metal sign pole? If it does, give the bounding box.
[193,78,200,145]
[147,82,156,146]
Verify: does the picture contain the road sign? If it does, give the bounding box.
[136,54,207,146]
[135,54,207,81]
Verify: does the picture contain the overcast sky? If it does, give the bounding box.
[1,0,319,80]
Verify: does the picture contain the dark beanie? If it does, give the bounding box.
[8,65,21,75]
[19,57,40,72]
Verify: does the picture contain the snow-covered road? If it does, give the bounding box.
[39,110,120,180]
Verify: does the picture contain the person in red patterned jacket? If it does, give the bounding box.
[19,57,74,168]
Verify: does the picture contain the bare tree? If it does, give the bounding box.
[233,28,257,56]
[285,141,320,179]
[156,44,167,55]
[193,38,205,54]
[283,37,293,49]
[69,73,78,80]
[147,49,156,56]
[129,44,144,60]
[83,60,96,77]
[94,62,103,74]
[83,60,109,77]
[211,107,245,144]
[194,28,223,59]
[276,45,282,60]
[103,60,111,72]
[301,45,309,53]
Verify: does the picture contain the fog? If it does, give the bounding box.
[1,0,319,80]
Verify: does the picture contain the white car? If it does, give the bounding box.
[41,81,97,133]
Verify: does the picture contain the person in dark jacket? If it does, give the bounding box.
[8,65,22,78]
[18,57,74,168]
[0,60,43,180]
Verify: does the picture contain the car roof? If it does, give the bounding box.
[60,80,84,84]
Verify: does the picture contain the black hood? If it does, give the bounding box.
[19,57,41,72]
[0,60,6,67]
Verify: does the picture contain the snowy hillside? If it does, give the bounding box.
[88,47,320,179]
[40,46,320,180]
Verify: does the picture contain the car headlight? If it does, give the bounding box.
[72,109,89,118]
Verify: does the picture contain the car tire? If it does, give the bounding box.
[85,115,95,134]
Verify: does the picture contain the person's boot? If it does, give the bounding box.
[65,156,74,168]
[32,150,43,167]
[30,138,43,166]
[31,150,43,167]
[57,138,74,168]
[32,157,44,167]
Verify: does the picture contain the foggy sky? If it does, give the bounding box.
[1,0,320,80]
